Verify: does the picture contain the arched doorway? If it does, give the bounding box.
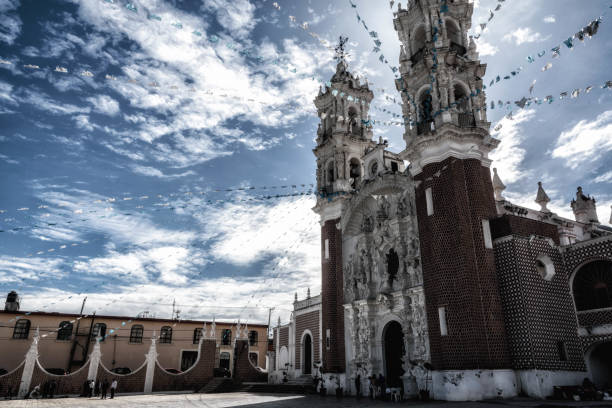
[383,321,405,388]
[302,333,312,375]
[587,342,612,388]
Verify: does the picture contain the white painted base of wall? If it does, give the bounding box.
[517,370,586,399]
[430,369,518,401]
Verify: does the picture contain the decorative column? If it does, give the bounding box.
[143,331,158,394]
[87,337,102,381]
[18,327,39,398]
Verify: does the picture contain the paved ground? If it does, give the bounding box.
[1,393,612,408]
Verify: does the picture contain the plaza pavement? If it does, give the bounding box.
[1,393,612,408]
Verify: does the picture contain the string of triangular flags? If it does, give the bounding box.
[486,14,605,89]
[473,0,509,39]
[348,0,400,78]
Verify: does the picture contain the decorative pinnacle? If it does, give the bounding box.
[535,181,551,212]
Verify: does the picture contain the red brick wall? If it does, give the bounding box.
[29,360,89,395]
[279,327,288,348]
[97,361,146,393]
[0,362,23,397]
[321,218,345,372]
[295,310,320,370]
[490,214,560,245]
[233,340,268,384]
[152,339,215,392]
[415,158,510,370]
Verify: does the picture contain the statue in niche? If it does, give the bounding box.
[386,248,400,287]
[377,196,391,220]
[357,249,369,298]
[345,254,355,301]
[361,214,374,233]
[357,309,370,359]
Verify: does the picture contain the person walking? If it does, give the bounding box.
[101,379,109,399]
[355,374,361,399]
[110,379,117,399]
[88,380,94,398]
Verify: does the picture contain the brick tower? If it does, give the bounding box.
[394,0,511,374]
[313,40,375,372]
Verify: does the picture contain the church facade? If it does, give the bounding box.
[271,0,612,401]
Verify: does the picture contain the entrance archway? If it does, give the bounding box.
[302,333,313,375]
[587,341,612,388]
[383,321,405,387]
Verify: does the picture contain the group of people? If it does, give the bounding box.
[83,378,118,399]
[354,373,404,402]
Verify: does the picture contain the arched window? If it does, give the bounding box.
[222,329,232,345]
[535,255,555,281]
[130,324,144,343]
[446,18,462,46]
[160,326,172,344]
[418,92,433,135]
[92,323,107,341]
[193,328,203,344]
[348,106,360,137]
[326,161,335,186]
[57,321,73,341]
[387,249,400,282]
[13,319,30,339]
[349,158,361,188]
[249,330,258,346]
[411,25,426,63]
[573,260,612,311]
[453,84,470,112]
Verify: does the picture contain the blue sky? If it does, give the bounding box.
[0,0,610,326]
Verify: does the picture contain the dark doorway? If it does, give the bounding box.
[303,334,312,375]
[384,321,405,388]
[588,342,612,388]
[219,352,231,370]
[181,350,198,371]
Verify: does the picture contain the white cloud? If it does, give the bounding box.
[594,171,612,184]
[543,15,556,24]
[0,256,65,283]
[130,165,196,179]
[18,89,91,115]
[476,39,499,56]
[551,110,612,169]
[202,0,257,38]
[0,0,22,45]
[502,27,550,45]
[86,94,120,116]
[489,109,536,184]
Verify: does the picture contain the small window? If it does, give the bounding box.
[535,255,555,281]
[249,330,258,346]
[130,325,144,343]
[438,307,448,336]
[13,319,30,340]
[249,352,258,366]
[324,239,329,260]
[326,328,331,350]
[557,341,567,361]
[222,329,232,345]
[160,326,172,344]
[391,161,399,172]
[193,328,203,344]
[57,321,73,341]
[92,323,107,341]
[482,219,493,249]
[425,187,434,216]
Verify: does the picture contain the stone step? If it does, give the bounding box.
[198,378,231,394]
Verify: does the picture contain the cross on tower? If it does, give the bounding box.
[334,36,349,63]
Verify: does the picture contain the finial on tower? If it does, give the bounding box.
[492,168,506,201]
[535,182,551,212]
[307,288,311,299]
[334,35,349,64]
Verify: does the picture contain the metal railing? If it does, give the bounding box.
[458,112,476,128]
[450,41,467,56]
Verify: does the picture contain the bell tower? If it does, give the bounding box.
[394,0,511,373]
[313,37,375,373]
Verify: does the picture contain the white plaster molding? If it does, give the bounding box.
[87,337,102,381]
[143,331,158,394]
[18,327,39,398]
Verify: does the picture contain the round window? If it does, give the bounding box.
[536,255,555,281]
